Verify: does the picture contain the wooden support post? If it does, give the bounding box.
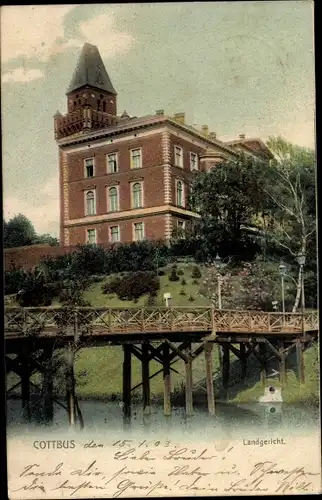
[43,347,54,423]
[204,341,215,415]
[240,343,247,380]
[185,344,193,417]
[259,343,267,388]
[163,343,171,416]
[142,343,150,415]
[222,344,230,399]
[66,344,76,427]
[296,338,305,385]
[279,342,286,387]
[21,358,31,420]
[122,344,132,420]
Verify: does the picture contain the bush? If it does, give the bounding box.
[181,278,186,286]
[5,267,27,295]
[177,269,184,276]
[192,279,199,285]
[179,288,186,296]
[191,266,202,279]
[188,294,195,302]
[16,271,55,307]
[145,294,158,306]
[102,271,159,301]
[158,269,165,276]
[169,268,180,282]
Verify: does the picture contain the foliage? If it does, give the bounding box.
[158,269,165,276]
[15,270,56,307]
[4,266,27,295]
[4,214,37,248]
[188,294,195,302]
[177,269,184,276]
[179,288,186,296]
[191,266,202,279]
[168,268,180,282]
[200,258,287,311]
[102,271,159,301]
[181,278,186,286]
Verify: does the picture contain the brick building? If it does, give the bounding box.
[55,43,273,246]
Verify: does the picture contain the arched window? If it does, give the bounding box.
[132,183,142,208]
[109,186,118,212]
[176,181,183,207]
[86,190,95,215]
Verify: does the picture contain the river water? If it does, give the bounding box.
[6,398,320,441]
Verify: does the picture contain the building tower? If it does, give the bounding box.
[54,43,117,140]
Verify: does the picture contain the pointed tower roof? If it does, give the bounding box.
[67,43,117,95]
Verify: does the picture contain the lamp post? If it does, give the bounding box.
[215,253,224,310]
[278,263,286,316]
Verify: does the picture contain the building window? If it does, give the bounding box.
[133,222,144,241]
[130,148,142,169]
[110,225,120,243]
[85,158,94,178]
[85,190,96,215]
[132,182,143,208]
[86,228,96,244]
[174,146,183,167]
[190,152,198,171]
[108,186,119,212]
[176,180,184,207]
[107,153,118,173]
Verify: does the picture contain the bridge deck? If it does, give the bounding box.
[4,307,319,339]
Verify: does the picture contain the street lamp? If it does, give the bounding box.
[278,263,286,316]
[297,252,306,314]
[214,253,224,310]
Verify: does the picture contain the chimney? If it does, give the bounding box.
[239,134,246,140]
[156,109,164,116]
[201,125,209,136]
[173,112,185,124]
[208,132,217,141]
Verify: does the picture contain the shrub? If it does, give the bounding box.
[188,294,195,302]
[145,294,158,306]
[5,267,27,295]
[169,268,180,282]
[181,278,186,286]
[102,271,159,301]
[191,266,202,279]
[192,279,199,285]
[177,269,184,276]
[158,269,165,276]
[16,271,56,307]
[179,288,186,296]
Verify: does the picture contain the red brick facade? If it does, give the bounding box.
[55,43,273,248]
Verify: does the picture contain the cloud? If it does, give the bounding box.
[79,13,135,58]
[4,177,60,237]
[1,5,79,63]
[2,67,44,83]
[1,7,135,66]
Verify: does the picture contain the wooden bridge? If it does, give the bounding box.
[5,306,319,425]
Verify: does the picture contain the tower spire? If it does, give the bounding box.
[67,43,117,95]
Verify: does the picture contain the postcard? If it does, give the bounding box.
[2,1,320,498]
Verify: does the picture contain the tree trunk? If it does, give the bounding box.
[292,265,302,313]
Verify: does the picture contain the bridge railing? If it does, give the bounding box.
[4,307,319,337]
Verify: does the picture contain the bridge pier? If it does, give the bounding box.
[20,355,31,421]
[296,337,305,385]
[142,343,151,415]
[122,344,132,421]
[204,341,215,415]
[43,346,54,423]
[259,343,267,387]
[66,345,76,427]
[222,344,230,399]
[279,341,287,387]
[240,343,247,379]
[163,343,171,416]
[185,343,193,417]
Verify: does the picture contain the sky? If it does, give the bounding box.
[1,2,315,237]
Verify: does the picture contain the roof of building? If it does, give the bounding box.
[66,43,117,95]
[225,137,274,159]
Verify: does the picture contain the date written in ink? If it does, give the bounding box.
[113,440,171,448]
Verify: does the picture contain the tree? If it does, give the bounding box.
[259,137,316,311]
[189,154,266,261]
[4,214,37,248]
